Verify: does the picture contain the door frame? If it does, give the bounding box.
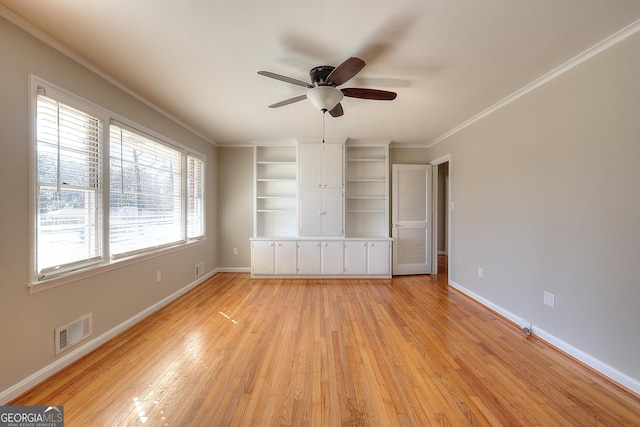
[430,154,452,276]
[391,164,432,275]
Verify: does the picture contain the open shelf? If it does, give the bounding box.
[345,144,389,238]
[255,144,298,237]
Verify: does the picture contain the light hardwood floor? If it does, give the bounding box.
[10,257,640,425]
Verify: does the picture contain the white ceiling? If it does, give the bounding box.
[2,1,640,146]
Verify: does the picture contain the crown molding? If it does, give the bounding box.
[0,5,217,147]
[428,18,640,148]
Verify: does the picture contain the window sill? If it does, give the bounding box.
[28,238,207,294]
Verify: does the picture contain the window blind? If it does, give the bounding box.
[109,124,184,257]
[187,154,205,239]
[36,92,103,278]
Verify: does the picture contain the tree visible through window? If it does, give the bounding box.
[109,124,184,257]
[36,92,103,278]
[33,81,205,284]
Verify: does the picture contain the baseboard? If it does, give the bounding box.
[0,271,216,404]
[448,279,640,395]
[217,267,251,273]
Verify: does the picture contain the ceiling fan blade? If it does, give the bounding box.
[328,103,344,117]
[327,57,366,86]
[342,87,397,100]
[258,71,312,88]
[268,94,307,108]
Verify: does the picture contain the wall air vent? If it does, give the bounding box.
[54,313,92,355]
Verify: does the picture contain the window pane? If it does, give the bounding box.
[187,155,205,239]
[38,187,102,271]
[110,125,184,255]
[36,94,103,276]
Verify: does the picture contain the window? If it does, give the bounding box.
[32,79,205,286]
[36,90,104,278]
[109,124,185,257]
[187,154,205,239]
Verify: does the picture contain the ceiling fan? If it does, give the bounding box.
[258,57,397,117]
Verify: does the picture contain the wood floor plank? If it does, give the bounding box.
[9,259,640,426]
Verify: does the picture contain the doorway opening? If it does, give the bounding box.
[430,155,451,276]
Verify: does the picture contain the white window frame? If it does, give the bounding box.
[29,76,206,293]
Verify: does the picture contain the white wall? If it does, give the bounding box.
[0,16,217,400]
[428,31,640,391]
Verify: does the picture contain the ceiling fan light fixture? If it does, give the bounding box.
[306,86,343,112]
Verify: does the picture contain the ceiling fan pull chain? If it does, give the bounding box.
[322,110,326,144]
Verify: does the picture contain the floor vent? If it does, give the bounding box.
[55,313,92,355]
[195,262,204,277]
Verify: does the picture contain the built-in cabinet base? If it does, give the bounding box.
[250,238,392,278]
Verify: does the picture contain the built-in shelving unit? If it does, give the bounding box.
[254,145,297,237]
[345,144,389,238]
[251,140,391,277]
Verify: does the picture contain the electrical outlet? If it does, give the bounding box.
[544,291,555,308]
[233,248,238,256]
[478,267,483,278]
[156,271,161,282]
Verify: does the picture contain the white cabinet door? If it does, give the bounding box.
[297,241,321,275]
[251,241,274,275]
[299,190,323,235]
[368,241,391,275]
[322,241,344,274]
[299,144,323,189]
[322,143,344,189]
[275,241,297,274]
[344,241,368,275]
[321,189,343,236]
[299,189,343,236]
[299,143,343,189]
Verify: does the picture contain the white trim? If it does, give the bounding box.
[448,279,640,395]
[0,5,216,146]
[428,18,640,148]
[389,142,428,148]
[0,271,216,404]
[217,267,252,273]
[430,155,452,277]
[429,154,452,166]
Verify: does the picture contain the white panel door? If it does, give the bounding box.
[367,241,391,275]
[392,164,432,275]
[344,241,367,275]
[251,241,274,275]
[299,189,343,236]
[299,144,323,189]
[321,189,343,236]
[299,190,323,235]
[321,241,344,274]
[275,241,297,274]
[322,143,344,189]
[299,143,343,189]
[297,241,321,275]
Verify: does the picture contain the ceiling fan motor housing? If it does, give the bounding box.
[310,66,336,86]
